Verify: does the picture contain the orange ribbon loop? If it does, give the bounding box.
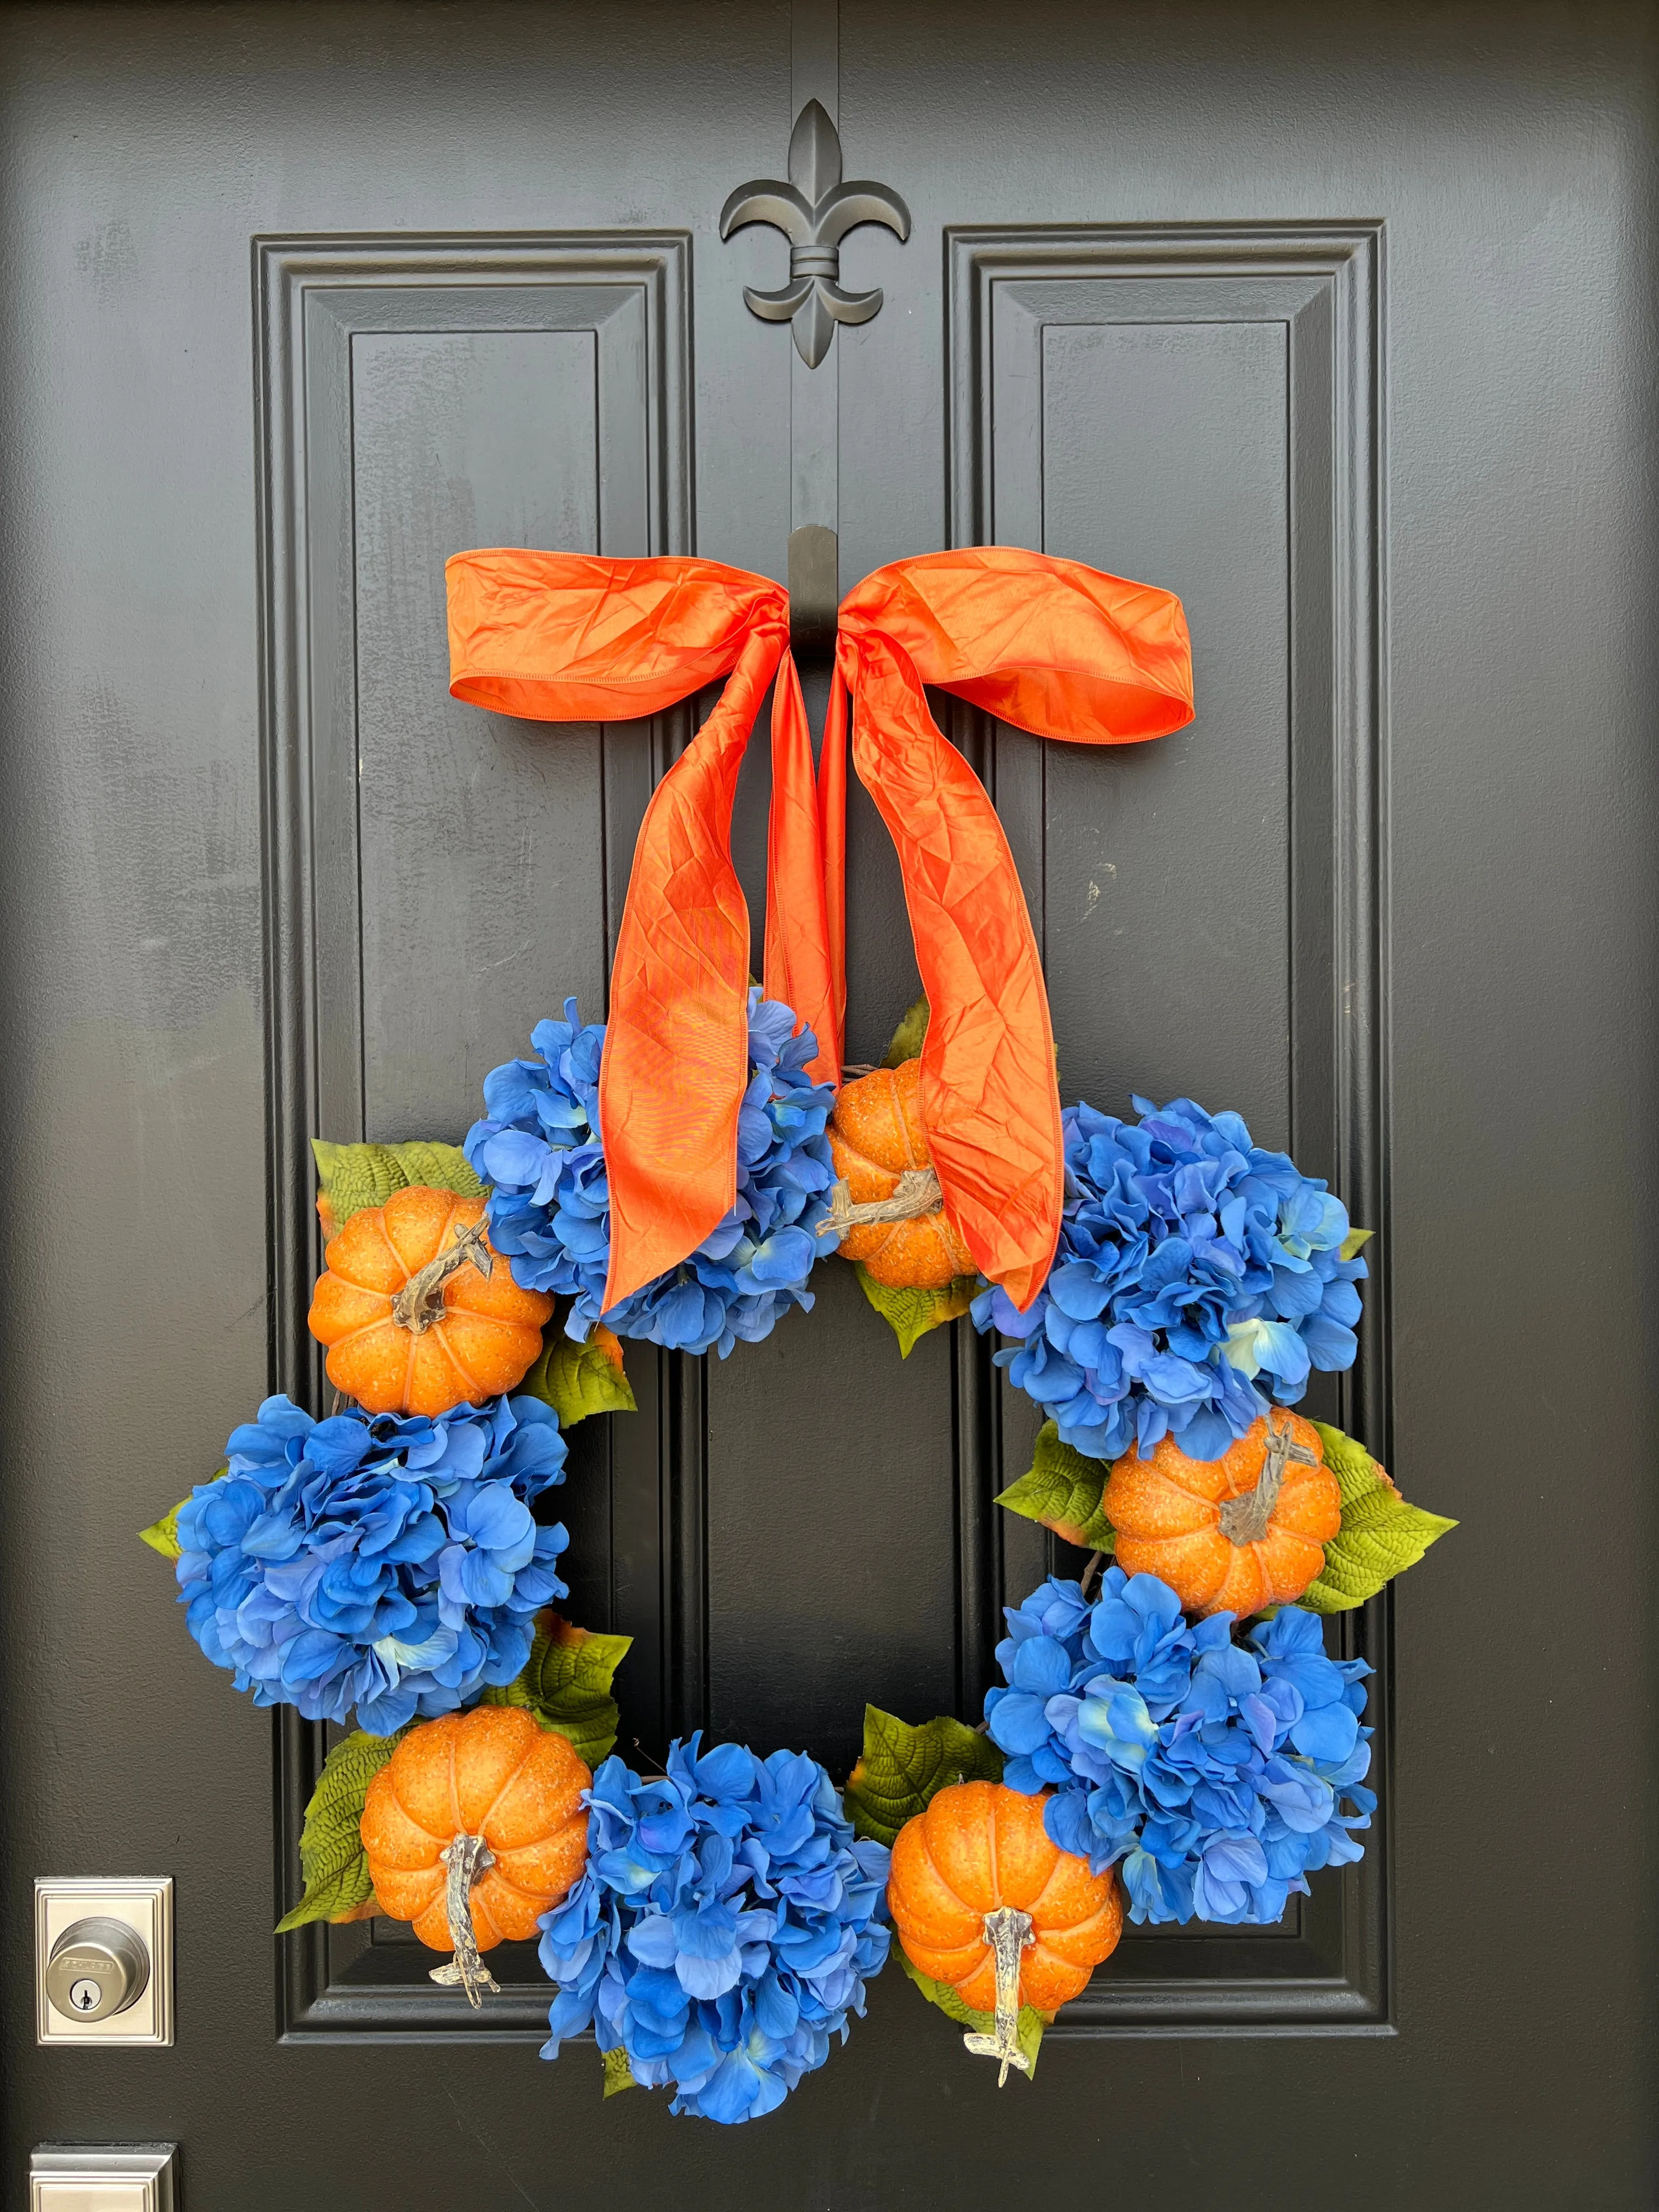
[445,544,1192,1317]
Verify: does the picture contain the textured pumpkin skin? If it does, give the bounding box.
[360,1707,591,1951]
[887,1780,1122,2013]
[1103,1409,1341,1617]
[827,1059,974,1289]
[307,1186,554,1417]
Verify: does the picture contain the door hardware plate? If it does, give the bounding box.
[30,2146,176,2211]
[34,1880,173,2046]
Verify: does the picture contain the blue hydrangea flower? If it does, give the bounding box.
[539,1734,891,2123]
[176,1393,569,1734]
[974,1095,1367,1462]
[984,1568,1373,1926]
[466,991,838,1359]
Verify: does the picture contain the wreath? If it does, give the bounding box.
[143,546,1454,2125]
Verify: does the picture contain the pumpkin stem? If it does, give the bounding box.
[427,1831,501,2008]
[962,1905,1035,2085]
[1218,1407,1318,1547]
[391,1215,494,1336]
[816,1167,942,1239]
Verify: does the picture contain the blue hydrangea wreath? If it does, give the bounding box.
[145,991,1454,2124]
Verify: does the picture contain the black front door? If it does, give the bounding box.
[3,3,1653,2205]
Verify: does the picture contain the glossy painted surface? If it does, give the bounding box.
[0,2,1653,2204]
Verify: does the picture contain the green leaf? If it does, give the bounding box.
[1339,1226,1375,1261]
[1299,1422,1457,1613]
[476,1675,535,1709]
[311,1137,482,1232]
[138,1505,184,1561]
[602,2046,638,2098]
[893,1946,1047,2081]
[854,1264,978,1358]
[386,1140,483,1199]
[274,1729,402,1933]
[508,1615,633,1769]
[994,1421,1116,1551]
[521,1325,636,1426]
[310,1138,407,1229]
[1310,1420,1390,1508]
[140,1466,225,1560]
[882,994,930,1068]
[843,1708,1004,1850]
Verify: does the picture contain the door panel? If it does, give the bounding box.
[957,230,1386,2028]
[2,3,1653,2206]
[353,324,607,1137]
[1029,313,1294,1111]
[262,236,698,2030]
[705,1263,972,1759]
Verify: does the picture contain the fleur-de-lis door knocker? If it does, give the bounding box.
[720,99,911,367]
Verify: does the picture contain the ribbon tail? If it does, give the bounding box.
[599,623,787,1310]
[764,651,840,1086]
[845,635,1062,1310]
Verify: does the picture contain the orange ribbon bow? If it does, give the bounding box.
[445,545,1193,1316]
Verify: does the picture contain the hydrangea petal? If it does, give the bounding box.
[538,1737,890,2124]
[178,1393,568,1728]
[984,1567,1373,1923]
[467,991,837,1356]
[978,1094,1362,1459]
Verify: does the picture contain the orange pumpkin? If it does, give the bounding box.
[307,1185,553,1417]
[361,1707,590,1992]
[827,1059,974,1288]
[1103,1407,1341,1617]
[888,1780,1122,2029]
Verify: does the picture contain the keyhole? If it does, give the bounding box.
[70,1978,100,2012]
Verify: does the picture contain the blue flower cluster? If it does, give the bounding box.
[466,991,838,1359]
[985,1570,1372,1926]
[539,1735,891,2124]
[177,1394,569,1735]
[975,1094,1366,1462]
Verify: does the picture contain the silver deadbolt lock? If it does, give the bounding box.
[45,1917,150,2024]
[35,1878,172,2044]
